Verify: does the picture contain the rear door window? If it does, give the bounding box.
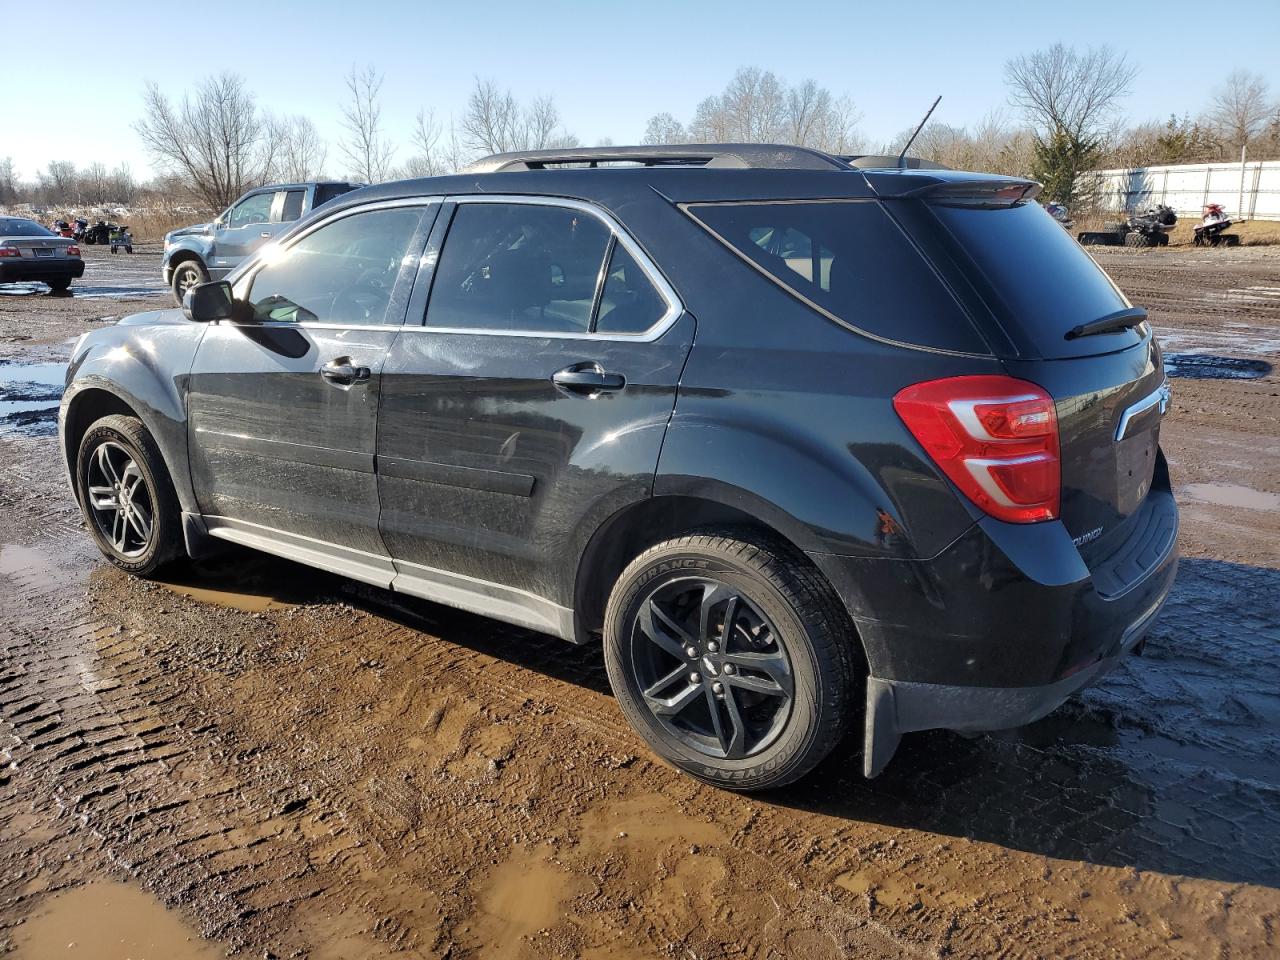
[279,189,306,223]
[595,242,667,334]
[928,200,1140,359]
[426,202,612,334]
[685,200,988,354]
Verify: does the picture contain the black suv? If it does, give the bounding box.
[59,145,1177,790]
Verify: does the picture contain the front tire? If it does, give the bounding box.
[171,260,208,305]
[603,531,857,791]
[75,415,183,577]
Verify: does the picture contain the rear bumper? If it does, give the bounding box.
[0,259,85,282]
[862,584,1169,776]
[810,465,1179,777]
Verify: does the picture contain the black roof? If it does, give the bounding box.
[322,144,1031,213]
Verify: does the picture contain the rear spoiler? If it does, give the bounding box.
[861,170,1041,205]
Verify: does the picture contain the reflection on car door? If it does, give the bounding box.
[211,190,280,275]
[376,198,693,636]
[188,201,437,587]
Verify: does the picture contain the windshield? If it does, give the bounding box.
[0,219,56,238]
[929,200,1141,359]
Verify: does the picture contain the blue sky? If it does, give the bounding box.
[3,0,1278,181]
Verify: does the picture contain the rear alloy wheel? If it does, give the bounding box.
[76,415,182,576]
[604,531,857,790]
[171,260,208,305]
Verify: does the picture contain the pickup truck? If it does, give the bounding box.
[162,181,361,303]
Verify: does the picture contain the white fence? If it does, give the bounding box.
[1091,160,1280,221]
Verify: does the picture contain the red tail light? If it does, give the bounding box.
[893,375,1060,523]
[0,246,20,258]
[66,244,81,257]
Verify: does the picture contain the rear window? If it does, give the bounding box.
[685,200,988,354]
[0,219,54,237]
[929,200,1141,358]
[314,183,358,208]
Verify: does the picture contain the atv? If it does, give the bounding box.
[1078,204,1177,248]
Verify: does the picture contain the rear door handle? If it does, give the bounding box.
[260,231,272,238]
[321,357,371,387]
[552,363,625,395]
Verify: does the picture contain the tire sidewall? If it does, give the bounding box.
[604,548,825,788]
[76,420,176,576]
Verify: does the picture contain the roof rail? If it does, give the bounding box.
[840,154,949,171]
[462,143,856,174]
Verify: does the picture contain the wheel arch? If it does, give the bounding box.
[573,494,867,672]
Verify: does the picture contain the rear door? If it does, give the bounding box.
[376,197,692,623]
[188,200,437,586]
[921,197,1168,556]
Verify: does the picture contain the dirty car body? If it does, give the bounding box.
[61,144,1178,788]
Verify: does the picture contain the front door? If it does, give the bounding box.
[376,198,693,629]
[211,190,279,275]
[188,200,437,586]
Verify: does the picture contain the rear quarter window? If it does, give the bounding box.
[928,200,1140,359]
[684,200,989,354]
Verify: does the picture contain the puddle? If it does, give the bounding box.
[12,880,223,959]
[1180,482,1280,511]
[0,359,67,437]
[1163,353,1272,380]
[150,553,327,612]
[0,542,61,579]
[470,851,586,959]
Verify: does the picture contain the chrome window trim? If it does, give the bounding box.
[1114,379,1171,441]
[230,197,442,325]
[404,193,684,343]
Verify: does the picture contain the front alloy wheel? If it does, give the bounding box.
[85,440,154,557]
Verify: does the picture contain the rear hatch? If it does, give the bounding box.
[914,188,1168,561]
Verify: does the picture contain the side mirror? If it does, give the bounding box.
[183,280,237,323]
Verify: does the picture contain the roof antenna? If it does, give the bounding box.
[898,95,942,169]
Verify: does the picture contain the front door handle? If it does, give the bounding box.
[260,231,272,238]
[552,363,625,395]
[321,357,371,387]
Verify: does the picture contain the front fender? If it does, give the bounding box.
[163,234,213,270]
[60,317,205,514]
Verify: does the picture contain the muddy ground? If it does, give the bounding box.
[1,243,1278,959]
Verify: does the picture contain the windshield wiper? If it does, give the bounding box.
[1064,307,1148,341]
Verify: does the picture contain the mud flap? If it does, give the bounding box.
[863,677,902,778]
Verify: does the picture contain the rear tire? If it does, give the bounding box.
[1125,231,1155,248]
[171,260,208,305]
[75,414,183,577]
[603,530,857,791]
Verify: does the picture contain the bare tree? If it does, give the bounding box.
[0,157,17,204]
[1208,69,1277,155]
[80,162,110,205]
[666,68,860,152]
[1005,44,1136,144]
[458,78,578,158]
[1004,44,1136,204]
[339,65,395,183]
[277,116,328,182]
[135,73,279,211]
[642,112,687,145]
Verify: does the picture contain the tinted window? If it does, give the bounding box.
[0,219,54,237]
[427,203,611,333]
[315,183,358,208]
[247,207,422,326]
[687,201,986,353]
[930,200,1139,358]
[595,242,667,334]
[229,193,274,226]
[279,189,306,222]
